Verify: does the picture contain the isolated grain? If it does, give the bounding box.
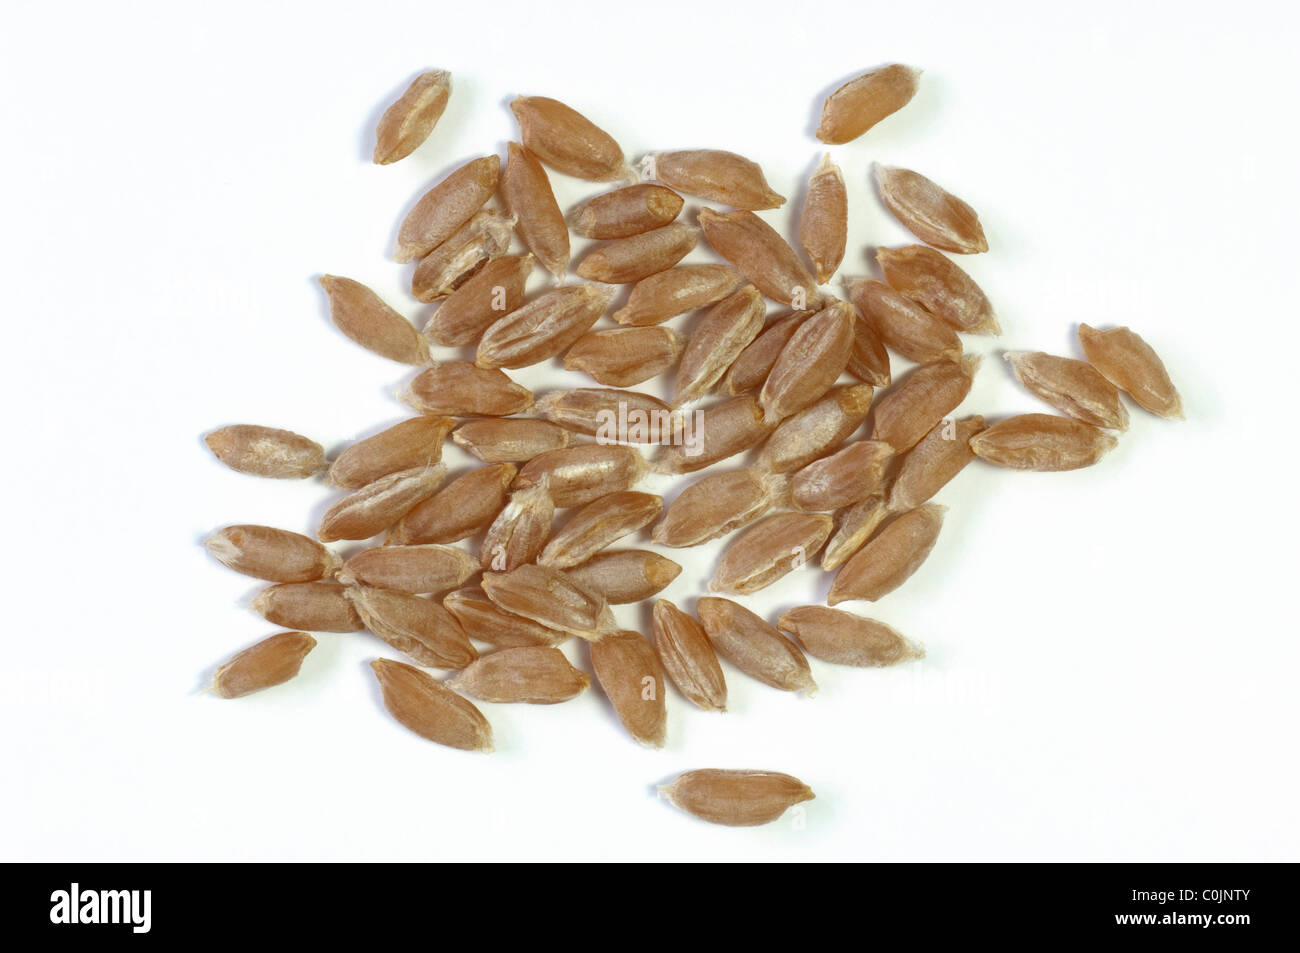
[969,414,1118,471]
[348,585,477,669]
[828,503,945,604]
[449,646,590,704]
[481,564,615,641]
[696,597,817,694]
[394,154,500,263]
[662,769,815,826]
[791,440,893,511]
[564,550,681,604]
[848,278,961,364]
[480,481,554,572]
[401,362,533,417]
[330,416,454,490]
[205,425,324,479]
[388,463,516,544]
[373,69,451,165]
[871,356,979,453]
[817,63,921,144]
[757,383,874,474]
[575,223,698,284]
[339,544,478,594]
[425,254,534,347]
[411,209,515,301]
[877,245,999,334]
[510,95,626,181]
[564,326,684,387]
[699,208,822,309]
[1004,351,1128,431]
[589,631,667,748]
[654,470,777,547]
[539,491,662,569]
[452,418,570,463]
[370,658,493,752]
[821,494,890,571]
[252,582,364,632]
[500,142,569,279]
[514,445,647,507]
[612,264,744,327]
[536,388,673,443]
[674,286,766,406]
[318,465,447,542]
[846,307,892,388]
[443,587,567,648]
[711,513,832,595]
[571,184,684,238]
[652,600,726,712]
[205,525,340,583]
[876,165,988,254]
[477,284,615,369]
[722,311,812,395]
[888,415,984,512]
[1077,324,1183,419]
[655,396,773,474]
[759,299,855,422]
[800,154,847,283]
[651,149,785,210]
[778,606,923,668]
[212,632,317,699]
[319,275,428,364]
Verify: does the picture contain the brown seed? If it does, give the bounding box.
[252,582,364,632]
[650,149,785,210]
[370,658,493,752]
[571,184,684,238]
[846,304,892,387]
[394,154,500,263]
[411,209,515,302]
[536,388,673,443]
[514,445,647,507]
[212,632,317,699]
[564,550,681,604]
[388,463,516,544]
[339,544,478,595]
[589,630,667,748]
[452,418,571,463]
[661,769,815,826]
[877,245,999,334]
[848,278,962,364]
[699,208,822,310]
[564,326,684,387]
[652,599,727,712]
[329,416,454,490]
[1005,351,1128,431]
[1077,324,1183,419]
[575,222,698,284]
[401,362,533,417]
[821,494,891,571]
[205,425,324,479]
[539,491,662,570]
[318,465,447,542]
[695,597,817,694]
[711,513,832,595]
[888,415,985,512]
[871,356,979,453]
[876,165,988,255]
[443,587,567,648]
[205,525,340,583]
[722,310,813,396]
[373,69,452,165]
[510,95,626,181]
[969,413,1118,471]
[778,605,924,668]
[480,481,554,572]
[424,254,535,347]
[448,646,590,704]
[611,264,744,326]
[759,299,855,422]
[828,503,945,604]
[347,585,477,669]
[476,284,614,369]
[800,154,848,284]
[482,564,616,641]
[501,142,569,279]
[817,63,921,144]
[654,469,778,547]
[674,286,766,406]
[791,440,893,511]
[655,396,773,474]
[757,383,875,474]
[319,275,429,365]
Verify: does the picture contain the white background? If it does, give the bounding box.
[1,0,1297,861]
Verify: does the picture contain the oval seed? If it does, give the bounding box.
[394,154,500,263]
[655,395,774,474]
[448,646,590,705]
[969,414,1118,471]
[589,630,667,748]
[1005,351,1128,431]
[564,550,681,604]
[571,184,683,238]
[536,388,673,443]
[476,284,615,370]
[654,469,777,547]
[318,465,447,542]
[564,326,684,388]
[205,525,340,583]
[482,564,616,641]
[778,605,924,668]
[329,416,454,490]
[370,658,493,752]
[757,383,875,474]
[875,165,988,254]
[443,587,567,648]
[711,512,833,595]
[339,544,478,595]
[790,440,893,511]
[514,445,647,508]
[501,142,569,279]
[212,632,317,699]
[1077,324,1183,419]
[480,481,554,572]
[759,299,855,422]
[674,286,766,406]
[651,600,727,712]
[650,149,785,210]
[411,209,515,302]
[452,418,571,463]
[612,264,744,326]
[888,415,985,512]
[871,356,979,453]
[661,769,815,827]
[699,208,822,310]
[347,585,477,669]
[373,69,451,165]
[846,303,892,387]
[252,582,364,632]
[401,362,533,417]
[817,63,921,144]
[205,425,324,479]
[319,275,428,365]
[424,254,535,347]
[877,245,999,334]
[828,504,945,604]
[510,95,626,181]
[539,491,663,570]
[821,494,891,571]
[575,222,698,284]
[387,463,516,545]
[800,154,847,284]
[695,597,817,694]
[722,310,812,396]
[848,278,962,365]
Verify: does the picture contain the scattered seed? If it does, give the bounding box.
[205,425,324,479]
[510,95,627,181]
[536,387,673,443]
[575,222,698,284]
[387,463,516,544]
[611,264,744,326]
[571,184,683,238]
[871,356,979,453]
[1004,351,1128,431]
[443,587,567,648]
[699,208,822,310]
[318,465,447,542]
[373,69,452,165]
[722,310,813,395]
[539,491,662,569]
[791,440,893,511]
[778,605,923,667]
[329,416,455,490]
[394,154,500,263]
[347,585,477,669]
[821,494,891,571]
[370,658,493,752]
[252,582,364,632]
[339,544,478,594]
[411,209,515,301]
[589,630,667,747]
[817,63,921,144]
[650,149,785,210]
[655,396,774,474]
[564,326,684,387]
[674,286,766,406]
[480,480,554,572]
[651,599,727,712]
[969,413,1118,471]
[319,275,429,364]
[759,299,855,422]
[501,141,569,279]
[514,444,647,507]
[711,512,832,594]
[448,646,590,704]
[424,254,535,347]
[828,503,945,604]
[205,525,340,583]
[888,415,985,512]
[661,768,815,826]
[875,165,988,254]
[877,245,999,334]
[696,597,817,694]
[452,418,571,463]
[401,362,533,417]
[800,154,847,283]
[654,469,778,547]
[757,383,875,474]
[482,563,616,641]
[846,303,892,387]
[1077,324,1183,419]
[848,278,962,364]
[212,632,317,699]
[477,284,615,369]
[565,550,681,604]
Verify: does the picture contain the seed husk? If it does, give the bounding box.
[969,413,1118,471]
[339,544,478,595]
[564,550,681,604]
[655,395,773,474]
[205,525,340,583]
[571,184,684,238]
[252,582,364,632]
[821,494,891,571]
[536,388,673,443]
[501,142,569,279]
[757,383,875,474]
[759,299,855,422]
[477,284,615,369]
[205,425,325,479]
[424,254,535,347]
[711,512,832,595]
[699,208,822,310]
[846,304,892,387]
[394,154,500,263]
[871,356,979,453]
[347,585,477,669]
[791,440,893,511]
[674,286,766,406]
[800,154,847,284]
[539,491,663,569]
[848,278,962,364]
[817,63,921,144]
[652,599,727,712]
[1004,351,1128,431]
[401,362,533,417]
[696,597,817,694]
[480,480,554,572]
[829,503,945,604]
[1077,324,1183,419]
[589,630,667,748]
[388,463,516,544]
[654,470,779,548]
[875,165,988,254]
[661,769,815,826]
[510,95,626,181]
[877,245,999,334]
[611,264,744,326]
[722,310,813,395]
[448,646,590,704]
[443,587,567,648]
[564,326,684,387]
[778,605,924,668]
[575,222,698,284]
[319,275,429,365]
[411,209,515,301]
[482,564,616,641]
[373,69,452,165]
[452,418,571,463]
[318,465,447,542]
[650,149,785,210]
[370,658,493,752]
[330,416,455,490]
[514,445,647,507]
[212,632,317,699]
[888,415,985,512]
